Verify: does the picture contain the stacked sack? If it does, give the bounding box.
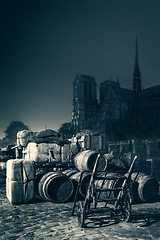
[16,130,36,159]
[17,130,35,147]
[24,129,79,163]
[17,129,64,148]
[73,129,103,151]
[25,142,61,162]
[31,129,64,145]
[6,159,35,204]
[61,142,80,162]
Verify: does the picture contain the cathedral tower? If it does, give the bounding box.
[133,37,142,96]
[72,74,98,134]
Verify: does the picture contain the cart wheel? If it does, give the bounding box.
[77,201,85,227]
[121,196,131,222]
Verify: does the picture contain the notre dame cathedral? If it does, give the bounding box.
[72,38,160,142]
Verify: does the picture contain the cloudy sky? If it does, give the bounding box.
[0,0,160,138]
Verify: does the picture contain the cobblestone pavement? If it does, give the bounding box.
[0,184,160,240]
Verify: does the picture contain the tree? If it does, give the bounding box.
[3,121,30,146]
[58,122,74,140]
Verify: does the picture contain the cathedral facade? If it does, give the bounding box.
[72,74,98,133]
[72,39,160,141]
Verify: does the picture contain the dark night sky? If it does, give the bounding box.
[0,0,160,138]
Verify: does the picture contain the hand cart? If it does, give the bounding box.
[72,154,137,227]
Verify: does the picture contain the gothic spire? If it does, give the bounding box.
[133,36,142,96]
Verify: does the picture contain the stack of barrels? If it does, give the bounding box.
[105,155,159,203]
[6,149,159,205]
[63,150,107,200]
[35,150,107,203]
[33,150,160,204]
[64,151,159,204]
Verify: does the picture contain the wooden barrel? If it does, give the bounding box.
[95,172,124,201]
[38,171,74,203]
[104,154,115,161]
[62,169,79,200]
[70,171,91,198]
[107,158,128,172]
[131,172,159,203]
[63,169,91,198]
[63,169,78,177]
[74,150,106,172]
[35,170,48,196]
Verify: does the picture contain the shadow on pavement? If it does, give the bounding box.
[130,212,160,227]
[75,211,160,229]
[77,214,122,228]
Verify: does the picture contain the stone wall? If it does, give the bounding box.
[105,138,160,178]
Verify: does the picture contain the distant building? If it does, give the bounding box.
[72,74,98,134]
[72,38,160,141]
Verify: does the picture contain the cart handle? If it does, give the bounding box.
[114,155,138,210]
[125,155,138,180]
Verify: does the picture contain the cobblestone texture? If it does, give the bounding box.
[0,184,160,240]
